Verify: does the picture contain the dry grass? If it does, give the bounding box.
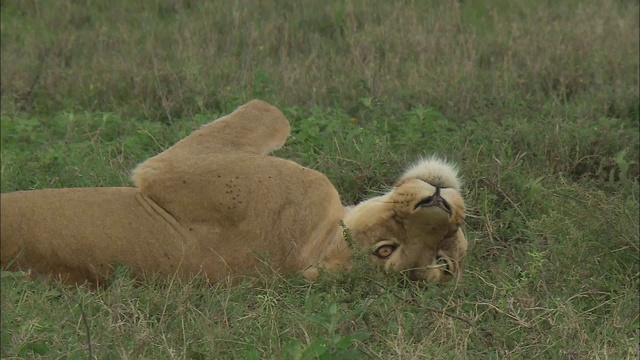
[1,0,638,122]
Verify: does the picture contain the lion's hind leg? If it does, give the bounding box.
[131,100,291,190]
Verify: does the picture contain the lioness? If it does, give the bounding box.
[0,100,467,285]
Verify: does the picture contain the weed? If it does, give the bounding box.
[284,302,368,360]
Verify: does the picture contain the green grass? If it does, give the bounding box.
[1,0,639,358]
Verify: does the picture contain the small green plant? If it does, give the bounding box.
[517,250,547,286]
[252,70,274,99]
[284,302,369,360]
[611,149,635,187]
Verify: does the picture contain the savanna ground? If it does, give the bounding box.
[1,0,639,358]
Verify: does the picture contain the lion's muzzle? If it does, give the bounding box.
[414,188,451,215]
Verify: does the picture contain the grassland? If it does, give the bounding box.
[1,0,639,358]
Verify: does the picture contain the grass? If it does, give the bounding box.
[1,0,639,358]
[1,0,638,123]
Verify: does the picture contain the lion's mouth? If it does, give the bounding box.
[414,189,451,215]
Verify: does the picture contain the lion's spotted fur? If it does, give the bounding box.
[1,100,467,285]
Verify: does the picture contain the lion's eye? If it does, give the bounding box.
[374,245,397,259]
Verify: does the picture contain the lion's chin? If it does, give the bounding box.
[416,206,453,225]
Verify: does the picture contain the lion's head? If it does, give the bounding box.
[344,157,467,282]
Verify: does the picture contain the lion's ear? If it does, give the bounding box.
[131,100,290,191]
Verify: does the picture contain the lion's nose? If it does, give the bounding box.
[414,189,451,214]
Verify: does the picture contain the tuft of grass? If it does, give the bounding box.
[1,0,639,358]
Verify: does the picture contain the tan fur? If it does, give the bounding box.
[0,100,467,286]
[1,100,347,285]
[343,158,468,282]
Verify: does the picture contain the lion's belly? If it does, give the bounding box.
[136,154,347,281]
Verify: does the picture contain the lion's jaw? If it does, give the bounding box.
[343,177,465,282]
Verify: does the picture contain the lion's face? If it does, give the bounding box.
[344,160,466,282]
